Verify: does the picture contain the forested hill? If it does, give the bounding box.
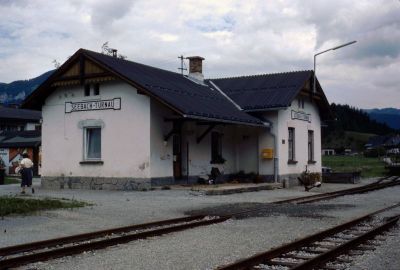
[364,108,400,130]
[322,104,398,151]
[0,70,54,104]
[328,104,396,135]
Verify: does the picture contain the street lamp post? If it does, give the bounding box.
[313,41,357,93]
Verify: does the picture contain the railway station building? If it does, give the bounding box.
[22,49,331,190]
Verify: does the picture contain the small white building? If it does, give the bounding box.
[322,149,335,156]
[23,49,331,190]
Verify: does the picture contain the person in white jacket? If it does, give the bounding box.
[18,153,34,194]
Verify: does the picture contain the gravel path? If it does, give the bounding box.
[350,224,400,270]
[1,178,399,269]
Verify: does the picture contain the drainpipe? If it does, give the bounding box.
[270,131,279,183]
[260,118,279,183]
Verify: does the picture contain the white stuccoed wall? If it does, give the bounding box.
[236,126,260,174]
[42,81,151,178]
[41,80,322,185]
[258,97,322,180]
[149,99,174,178]
[276,97,322,176]
[180,123,237,177]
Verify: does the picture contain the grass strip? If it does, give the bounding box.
[322,155,387,178]
[0,196,87,216]
[4,177,20,185]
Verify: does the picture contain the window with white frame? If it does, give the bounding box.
[84,127,101,160]
[288,127,295,162]
[308,130,314,162]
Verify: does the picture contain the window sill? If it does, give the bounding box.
[287,160,298,165]
[308,160,317,164]
[80,160,104,165]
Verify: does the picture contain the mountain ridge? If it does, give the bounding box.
[0,70,54,104]
[363,108,400,130]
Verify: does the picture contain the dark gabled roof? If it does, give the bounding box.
[23,49,265,127]
[208,71,313,111]
[0,130,41,148]
[83,50,264,126]
[0,107,41,121]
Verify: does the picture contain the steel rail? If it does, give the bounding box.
[0,215,205,256]
[274,176,399,205]
[274,177,384,204]
[292,215,400,270]
[215,203,400,270]
[297,176,400,204]
[1,176,398,268]
[0,216,230,269]
[223,176,400,220]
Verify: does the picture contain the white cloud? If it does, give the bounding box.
[0,0,399,108]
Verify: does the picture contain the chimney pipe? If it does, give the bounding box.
[112,49,118,57]
[186,56,204,82]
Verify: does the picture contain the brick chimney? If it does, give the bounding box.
[186,56,205,82]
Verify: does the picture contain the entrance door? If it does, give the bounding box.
[173,134,182,179]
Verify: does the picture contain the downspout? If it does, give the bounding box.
[259,117,279,183]
[271,131,279,183]
[266,120,279,183]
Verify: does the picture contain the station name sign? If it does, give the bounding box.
[65,98,121,113]
[291,110,311,123]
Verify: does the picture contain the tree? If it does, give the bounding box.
[52,59,61,69]
[101,42,127,60]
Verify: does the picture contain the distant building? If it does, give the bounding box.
[365,135,400,150]
[0,130,41,175]
[322,149,335,156]
[0,106,41,132]
[22,49,332,190]
[0,107,42,175]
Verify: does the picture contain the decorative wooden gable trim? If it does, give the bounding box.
[299,79,324,100]
[51,57,116,87]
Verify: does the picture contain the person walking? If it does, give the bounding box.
[18,153,34,194]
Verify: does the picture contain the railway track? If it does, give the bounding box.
[216,203,400,270]
[0,215,229,269]
[273,175,400,205]
[1,175,399,269]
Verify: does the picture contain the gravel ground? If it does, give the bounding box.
[350,224,400,270]
[0,177,399,269]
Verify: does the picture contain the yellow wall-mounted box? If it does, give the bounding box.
[261,148,274,159]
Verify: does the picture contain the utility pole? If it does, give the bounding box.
[178,55,187,75]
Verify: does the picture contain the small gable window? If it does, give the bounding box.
[84,84,90,97]
[94,83,100,95]
[84,84,100,96]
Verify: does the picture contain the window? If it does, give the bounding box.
[211,132,224,164]
[298,98,305,109]
[84,84,90,96]
[288,128,296,162]
[308,130,314,162]
[84,127,101,160]
[94,83,100,95]
[84,84,100,96]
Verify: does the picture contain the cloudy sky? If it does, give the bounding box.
[0,0,399,108]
